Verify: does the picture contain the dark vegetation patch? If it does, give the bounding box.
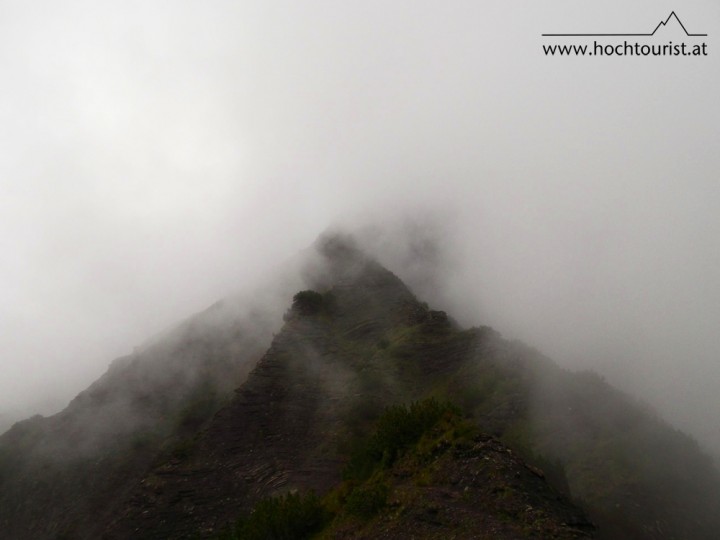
[343,398,459,482]
[286,290,337,319]
[216,491,329,540]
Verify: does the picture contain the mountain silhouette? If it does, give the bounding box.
[651,12,705,36]
[543,11,707,37]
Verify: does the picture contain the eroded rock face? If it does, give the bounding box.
[104,252,440,539]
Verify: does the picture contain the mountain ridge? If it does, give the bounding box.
[1,234,719,539]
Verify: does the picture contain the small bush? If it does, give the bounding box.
[221,491,329,540]
[345,482,389,518]
[344,398,459,481]
[292,290,324,316]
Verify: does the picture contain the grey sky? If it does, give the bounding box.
[2,1,720,455]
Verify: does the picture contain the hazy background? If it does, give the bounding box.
[1,1,719,456]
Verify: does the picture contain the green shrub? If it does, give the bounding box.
[220,491,329,540]
[292,290,324,315]
[344,398,459,481]
[345,482,389,518]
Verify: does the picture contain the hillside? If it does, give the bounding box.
[0,296,277,538]
[1,234,719,539]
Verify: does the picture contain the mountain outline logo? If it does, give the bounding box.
[542,11,707,37]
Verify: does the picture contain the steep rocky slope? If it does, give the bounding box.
[329,432,593,540]
[0,297,276,539]
[105,243,438,538]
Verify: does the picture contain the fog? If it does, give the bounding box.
[1,1,719,456]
